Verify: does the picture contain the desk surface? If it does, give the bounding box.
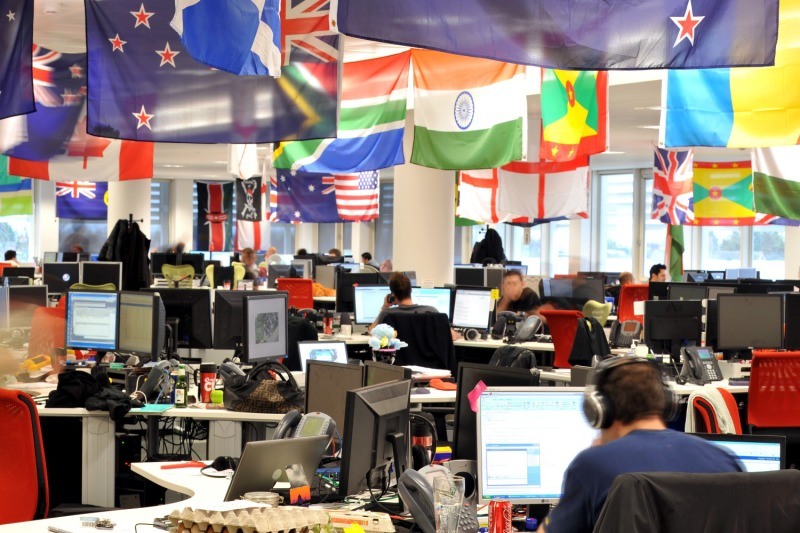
[36,404,286,422]
[453,338,556,351]
[538,369,749,395]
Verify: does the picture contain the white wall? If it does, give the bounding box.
[107,180,152,238]
[170,179,195,249]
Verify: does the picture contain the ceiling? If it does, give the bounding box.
[32,1,746,180]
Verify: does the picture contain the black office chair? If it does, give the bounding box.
[383,313,456,372]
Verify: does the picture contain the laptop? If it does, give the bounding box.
[297,341,348,372]
[694,433,786,472]
[224,436,329,501]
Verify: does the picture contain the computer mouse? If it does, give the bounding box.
[411,387,431,394]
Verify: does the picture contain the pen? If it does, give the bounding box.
[48,527,75,533]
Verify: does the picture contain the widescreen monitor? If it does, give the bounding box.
[695,434,785,472]
[140,288,213,348]
[118,291,166,359]
[668,283,707,301]
[454,266,485,287]
[151,252,205,277]
[80,261,122,288]
[8,286,47,329]
[477,388,596,504]
[725,268,759,280]
[683,270,707,283]
[336,272,383,313]
[65,290,119,351]
[353,285,392,325]
[413,287,453,319]
[643,300,703,361]
[452,287,493,329]
[209,252,231,267]
[305,361,365,443]
[297,341,348,372]
[62,252,91,262]
[43,262,80,294]
[0,277,30,286]
[2,267,34,279]
[243,292,288,364]
[541,278,605,306]
[363,360,412,386]
[716,294,783,352]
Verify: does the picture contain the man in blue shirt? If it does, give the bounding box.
[540,357,742,533]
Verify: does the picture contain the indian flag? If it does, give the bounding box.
[752,146,800,220]
[273,51,410,173]
[411,50,526,170]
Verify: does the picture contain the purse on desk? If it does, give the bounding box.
[222,361,305,414]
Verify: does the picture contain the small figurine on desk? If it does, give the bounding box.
[368,323,407,365]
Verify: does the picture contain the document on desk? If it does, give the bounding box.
[133,404,174,413]
[404,366,452,379]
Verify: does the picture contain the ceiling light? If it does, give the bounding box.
[637,125,661,130]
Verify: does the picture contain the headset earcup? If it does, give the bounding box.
[582,391,612,430]
[465,329,480,341]
[412,445,430,470]
[662,383,679,422]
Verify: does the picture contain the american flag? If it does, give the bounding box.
[652,146,694,225]
[56,181,98,199]
[334,171,380,221]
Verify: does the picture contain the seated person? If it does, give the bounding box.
[496,270,539,316]
[606,271,634,306]
[539,357,742,533]
[649,263,667,282]
[240,247,261,286]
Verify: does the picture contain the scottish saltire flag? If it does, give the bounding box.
[334,171,379,221]
[171,0,281,77]
[0,157,32,216]
[0,0,33,119]
[84,0,338,143]
[0,46,86,161]
[652,147,694,225]
[334,0,779,70]
[752,147,800,221]
[274,169,342,222]
[457,169,528,224]
[196,182,234,251]
[55,181,108,220]
[273,52,410,173]
[497,160,590,220]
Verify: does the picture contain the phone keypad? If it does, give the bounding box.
[704,363,721,381]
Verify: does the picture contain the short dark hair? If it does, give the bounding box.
[296,248,307,255]
[389,272,412,301]
[328,248,342,257]
[649,264,667,278]
[361,252,372,261]
[4,250,16,261]
[503,269,524,282]
[602,362,666,424]
[517,288,541,310]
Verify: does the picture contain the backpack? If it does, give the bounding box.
[489,346,538,369]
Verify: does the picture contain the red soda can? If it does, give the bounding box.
[488,500,512,533]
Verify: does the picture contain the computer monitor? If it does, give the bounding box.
[294,254,319,278]
[339,262,361,273]
[305,361,365,441]
[118,291,166,360]
[706,285,736,301]
[667,283,707,301]
[452,287,493,329]
[80,261,123,288]
[683,270,707,283]
[477,387,596,504]
[725,268,759,280]
[454,266,485,287]
[65,290,119,351]
[151,252,205,277]
[643,300,704,362]
[541,278,605,306]
[2,267,34,279]
[505,264,528,276]
[267,264,298,289]
[707,271,725,281]
[243,292,289,364]
[339,379,412,496]
[695,433,785,472]
[209,251,231,267]
[363,360,412,386]
[213,290,251,351]
[140,288,213,349]
[8,285,48,329]
[297,340,348,372]
[485,268,505,290]
[291,259,313,279]
[403,271,417,286]
[353,285,392,325]
[317,254,344,266]
[43,262,80,294]
[412,287,452,319]
[648,281,669,301]
[212,266,235,289]
[452,363,540,462]
[336,272,383,313]
[716,294,783,354]
[62,252,91,262]
[784,294,800,350]
[43,252,58,263]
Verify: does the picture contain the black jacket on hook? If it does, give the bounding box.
[100,220,151,290]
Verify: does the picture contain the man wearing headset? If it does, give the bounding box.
[539,357,742,533]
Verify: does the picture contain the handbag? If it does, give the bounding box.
[223,361,305,414]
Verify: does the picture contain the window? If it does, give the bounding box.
[753,225,785,279]
[550,219,571,274]
[343,223,352,257]
[0,214,34,262]
[374,182,394,264]
[59,220,107,255]
[318,224,336,254]
[701,226,743,271]
[597,173,634,272]
[270,223,296,254]
[150,180,170,254]
[507,224,542,274]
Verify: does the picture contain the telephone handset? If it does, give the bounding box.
[273,410,336,441]
[608,320,642,348]
[397,466,479,533]
[677,346,723,385]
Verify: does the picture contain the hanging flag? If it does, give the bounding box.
[0,46,86,161]
[411,50,526,170]
[752,146,800,220]
[0,0,33,119]
[55,181,108,220]
[497,159,590,220]
[0,157,32,216]
[333,0,779,70]
[171,0,281,77]
[228,144,261,180]
[540,70,607,162]
[236,176,266,250]
[457,169,528,224]
[273,51,411,173]
[652,147,694,225]
[666,225,685,282]
[334,171,380,221]
[662,0,799,148]
[84,0,338,143]
[196,182,234,251]
[274,169,342,223]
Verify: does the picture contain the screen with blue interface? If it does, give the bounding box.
[354,285,391,324]
[698,434,784,472]
[413,288,452,319]
[66,291,119,350]
[477,388,596,504]
[452,288,492,329]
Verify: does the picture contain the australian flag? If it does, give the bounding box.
[0,0,33,120]
[275,169,342,223]
[55,181,108,220]
[652,146,694,225]
[84,0,338,143]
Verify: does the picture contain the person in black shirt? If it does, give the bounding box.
[497,270,540,315]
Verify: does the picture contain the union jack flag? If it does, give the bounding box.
[321,175,335,195]
[56,181,98,199]
[32,45,85,108]
[335,171,380,221]
[280,0,338,65]
[652,146,694,225]
[55,181,108,220]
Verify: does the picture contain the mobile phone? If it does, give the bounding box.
[388,294,396,304]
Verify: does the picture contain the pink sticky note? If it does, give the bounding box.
[468,380,488,413]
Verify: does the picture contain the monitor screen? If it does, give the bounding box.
[213,290,251,350]
[65,291,119,351]
[541,278,605,306]
[643,300,703,360]
[43,252,58,263]
[725,268,759,280]
[648,281,669,301]
[683,270,707,283]
[210,251,232,267]
[353,285,392,325]
[118,291,165,359]
[413,288,452,319]
[8,286,47,329]
[708,271,725,281]
[477,388,596,504]
[297,341,348,372]
[2,267,35,279]
[80,261,123,289]
[336,272,383,313]
[668,283,707,301]
[43,262,80,294]
[363,360,412,386]
[140,288,213,348]
[267,264,298,289]
[452,287,493,329]
[178,253,205,277]
[454,266,485,287]
[61,252,90,262]
[305,361,364,441]
[243,292,289,364]
[695,433,785,472]
[717,294,783,350]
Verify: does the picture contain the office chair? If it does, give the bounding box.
[582,300,612,326]
[688,388,742,434]
[0,388,49,524]
[539,309,583,368]
[383,313,456,372]
[161,264,195,288]
[69,282,117,291]
[28,307,66,359]
[617,283,650,324]
[0,262,14,277]
[276,278,314,309]
[205,263,245,288]
[361,264,379,273]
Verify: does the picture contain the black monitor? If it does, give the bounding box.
[80,261,123,288]
[214,290,252,351]
[684,270,707,283]
[648,281,669,301]
[785,294,800,351]
[62,252,91,262]
[151,252,205,277]
[267,264,298,289]
[212,266,235,289]
[305,361,365,440]
[363,360,412,386]
[707,271,725,281]
[65,290,119,351]
[643,300,704,362]
[2,267,34,279]
[339,379,412,496]
[717,294,783,356]
[140,288,213,348]
[454,266,485,287]
[8,285,48,329]
[0,277,31,286]
[243,292,289,364]
[335,272,383,313]
[179,253,205,277]
[452,362,539,462]
[452,287,493,330]
[43,262,80,294]
[541,277,605,306]
[667,283,707,301]
[707,285,736,300]
[317,254,344,266]
[294,254,319,278]
[118,291,166,360]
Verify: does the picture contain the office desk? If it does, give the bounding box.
[409,388,456,404]
[453,338,556,351]
[132,461,227,499]
[313,296,335,304]
[538,369,749,395]
[317,333,370,345]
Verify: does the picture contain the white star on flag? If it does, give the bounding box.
[69,64,83,78]
[308,184,315,192]
[6,10,15,21]
[294,210,301,218]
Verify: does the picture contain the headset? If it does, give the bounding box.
[463,328,481,341]
[582,356,678,430]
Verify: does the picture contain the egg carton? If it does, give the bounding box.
[167,506,335,533]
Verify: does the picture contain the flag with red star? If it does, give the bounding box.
[85,0,338,143]
[0,0,33,120]
[55,181,108,220]
[652,146,694,225]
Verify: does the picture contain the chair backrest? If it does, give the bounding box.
[69,282,117,291]
[691,388,743,434]
[582,300,612,326]
[0,262,13,277]
[617,283,650,324]
[28,306,66,359]
[0,388,48,523]
[277,278,314,309]
[749,351,800,428]
[231,262,247,286]
[539,309,583,368]
[161,264,195,288]
[382,312,456,372]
